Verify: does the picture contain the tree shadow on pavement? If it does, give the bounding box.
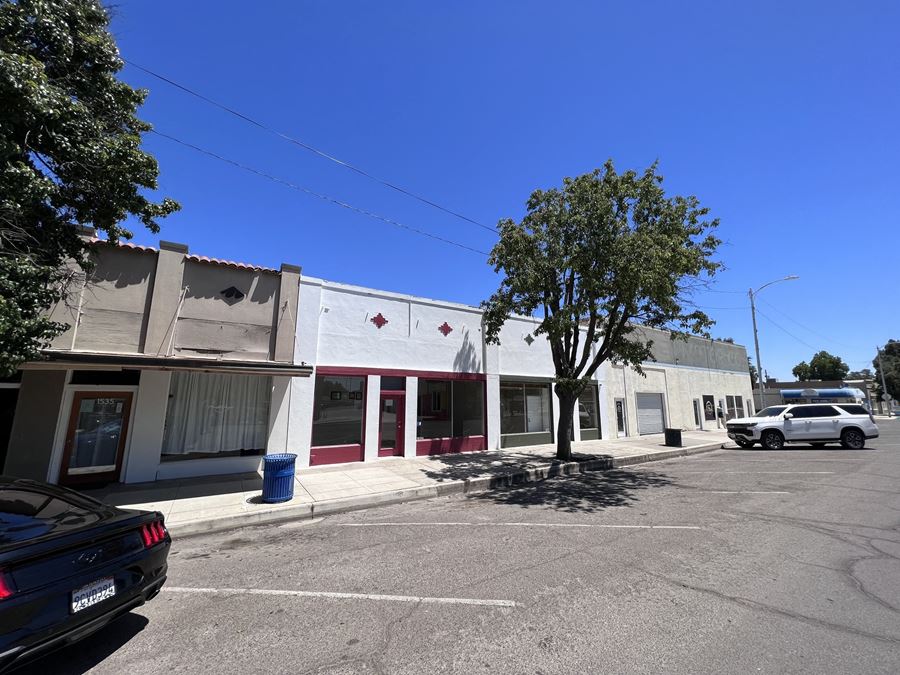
[418,450,580,484]
[467,469,674,513]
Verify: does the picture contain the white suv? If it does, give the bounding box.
[726,403,879,450]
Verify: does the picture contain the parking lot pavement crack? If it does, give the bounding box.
[640,567,900,646]
[796,480,900,496]
[727,511,895,553]
[454,529,641,603]
[846,557,900,614]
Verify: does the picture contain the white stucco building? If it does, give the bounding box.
[284,277,754,469]
[1,240,754,485]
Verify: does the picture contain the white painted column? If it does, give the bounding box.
[484,340,501,451]
[266,376,291,455]
[596,365,611,440]
[483,375,498,450]
[551,385,561,444]
[289,280,322,468]
[571,395,582,443]
[403,376,418,458]
[363,374,381,462]
[123,370,170,483]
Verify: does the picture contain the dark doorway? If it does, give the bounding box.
[0,388,20,472]
[702,395,716,422]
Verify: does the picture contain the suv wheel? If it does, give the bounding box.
[840,428,866,450]
[761,430,785,450]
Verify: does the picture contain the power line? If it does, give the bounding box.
[758,299,866,351]
[126,60,496,234]
[686,302,746,311]
[150,129,490,257]
[754,307,818,351]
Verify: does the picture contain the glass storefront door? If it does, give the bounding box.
[60,392,133,485]
[378,394,405,457]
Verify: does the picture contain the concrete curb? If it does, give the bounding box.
[169,441,724,538]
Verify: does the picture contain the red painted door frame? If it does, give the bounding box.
[378,392,405,457]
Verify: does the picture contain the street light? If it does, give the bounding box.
[749,275,799,412]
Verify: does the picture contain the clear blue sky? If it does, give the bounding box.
[112,0,898,380]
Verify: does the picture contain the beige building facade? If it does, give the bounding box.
[2,235,310,485]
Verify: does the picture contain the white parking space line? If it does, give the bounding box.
[165,586,519,608]
[685,490,791,494]
[688,458,864,461]
[339,522,701,530]
[674,471,835,474]
[687,459,864,462]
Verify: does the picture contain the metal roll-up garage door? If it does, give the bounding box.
[636,393,665,435]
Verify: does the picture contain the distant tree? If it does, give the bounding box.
[792,361,812,381]
[846,368,873,380]
[747,357,758,386]
[791,351,850,381]
[873,340,899,400]
[482,161,721,460]
[808,351,849,380]
[0,0,179,375]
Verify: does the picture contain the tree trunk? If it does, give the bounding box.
[555,393,576,461]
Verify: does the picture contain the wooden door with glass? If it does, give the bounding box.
[59,392,133,485]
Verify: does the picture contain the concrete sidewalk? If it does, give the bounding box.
[85,429,728,537]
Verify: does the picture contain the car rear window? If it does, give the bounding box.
[837,405,869,415]
[0,488,102,545]
[790,405,840,418]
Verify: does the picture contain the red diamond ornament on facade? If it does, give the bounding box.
[438,322,453,336]
[371,312,388,329]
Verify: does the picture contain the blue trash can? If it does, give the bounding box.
[261,453,297,503]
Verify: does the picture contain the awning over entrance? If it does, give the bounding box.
[24,350,313,378]
[781,388,864,399]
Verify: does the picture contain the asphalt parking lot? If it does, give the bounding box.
[32,419,900,674]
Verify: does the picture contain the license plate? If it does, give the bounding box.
[71,576,116,613]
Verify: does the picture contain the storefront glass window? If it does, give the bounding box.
[452,380,485,437]
[162,372,271,461]
[524,385,552,432]
[500,384,526,434]
[311,375,365,447]
[500,382,552,434]
[578,385,599,430]
[418,380,452,439]
[416,379,485,439]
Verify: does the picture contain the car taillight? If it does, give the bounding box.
[0,571,15,600]
[140,519,168,548]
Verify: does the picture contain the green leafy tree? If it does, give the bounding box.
[792,361,812,381]
[482,161,721,460]
[0,0,178,375]
[747,357,758,386]
[808,351,849,380]
[792,351,850,382]
[873,340,899,400]
[846,368,873,380]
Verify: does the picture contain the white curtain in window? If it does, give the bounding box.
[162,372,271,455]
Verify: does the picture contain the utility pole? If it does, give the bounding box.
[876,345,893,417]
[748,276,799,413]
[749,289,765,412]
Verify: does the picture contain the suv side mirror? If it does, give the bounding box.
[783,412,794,420]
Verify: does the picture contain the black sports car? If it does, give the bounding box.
[0,477,169,672]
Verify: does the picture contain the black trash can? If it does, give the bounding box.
[261,453,297,503]
[663,428,683,447]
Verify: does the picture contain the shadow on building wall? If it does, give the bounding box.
[453,328,481,373]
